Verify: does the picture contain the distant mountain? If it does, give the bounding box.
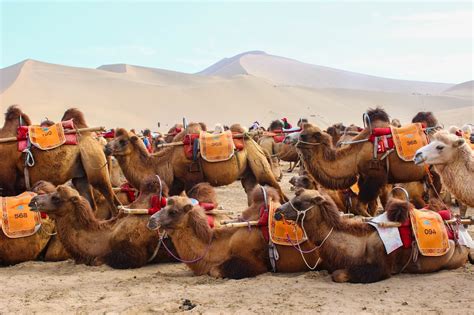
[198,51,452,94]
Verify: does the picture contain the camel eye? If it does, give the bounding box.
[52,195,61,204]
[436,145,444,151]
[119,139,128,146]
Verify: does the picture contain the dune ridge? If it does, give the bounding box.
[1,53,472,130]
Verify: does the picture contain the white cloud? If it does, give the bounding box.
[390,9,473,39]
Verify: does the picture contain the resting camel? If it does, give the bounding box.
[274,189,471,283]
[0,106,119,213]
[28,178,178,268]
[105,123,287,202]
[296,108,429,216]
[415,131,474,208]
[147,186,325,279]
[0,181,69,266]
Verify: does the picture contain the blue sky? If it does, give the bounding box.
[1,1,472,83]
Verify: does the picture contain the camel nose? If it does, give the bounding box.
[104,144,112,156]
[147,215,160,230]
[413,152,424,165]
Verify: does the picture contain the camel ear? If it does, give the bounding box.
[70,196,80,204]
[311,195,324,205]
[454,138,465,147]
[130,135,139,142]
[314,131,322,141]
[295,188,305,196]
[183,204,193,212]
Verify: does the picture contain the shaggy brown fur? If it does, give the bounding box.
[367,107,390,124]
[385,198,411,222]
[29,184,175,268]
[61,108,88,129]
[326,123,346,147]
[275,190,470,283]
[106,125,287,203]
[268,120,284,131]
[0,106,119,212]
[187,183,217,205]
[412,112,438,128]
[4,105,32,127]
[297,122,427,216]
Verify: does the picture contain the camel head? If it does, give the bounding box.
[104,128,143,157]
[31,180,57,195]
[29,184,82,218]
[289,175,317,190]
[147,196,195,231]
[297,123,331,148]
[274,189,327,223]
[283,131,300,145]
[414,131,466,166]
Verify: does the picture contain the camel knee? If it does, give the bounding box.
[331,269,350,283]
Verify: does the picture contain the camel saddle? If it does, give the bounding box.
[409,208,449,256]
[17,120,78,152]
[199,131,235,162]
[0,192,41,238]
[391,123,428,162]
[268,202,307,246]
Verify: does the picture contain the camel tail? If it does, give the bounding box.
[347,264,390,283]
[104,240,148,269]
[219,256,265,279]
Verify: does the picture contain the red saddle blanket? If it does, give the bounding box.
[17,120,78,152]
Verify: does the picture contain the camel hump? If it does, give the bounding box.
[4,105,32,125]
[385,198,411,223]
[366,107,390,124]
[61,108,88,128]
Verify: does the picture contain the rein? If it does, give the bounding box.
[285,199,333,270]
[159,231,212,264]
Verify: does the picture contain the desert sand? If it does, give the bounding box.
[1,51,472,131]
[1,170,473,314]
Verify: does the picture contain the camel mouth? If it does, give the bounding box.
[28,199,40,211]
[413,153,425,165]
[147,217,161,231]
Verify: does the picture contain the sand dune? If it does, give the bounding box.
[0,54,472,130]
[199,51,453,94]
[443,80,473,99]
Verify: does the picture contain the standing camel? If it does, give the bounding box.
[105,123,287,202]
[296,108,429,216]
[0,106,119,213]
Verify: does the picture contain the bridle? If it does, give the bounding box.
[284,198,334,270]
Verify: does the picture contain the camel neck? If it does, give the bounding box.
[55,213,113,260]
[299,142,360,190]
[117,144,173,189]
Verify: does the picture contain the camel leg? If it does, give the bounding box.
[459,202,468,218]
[72,177,97,210]
[357,173,386,217]
[242,172,258,205]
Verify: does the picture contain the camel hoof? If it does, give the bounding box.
[332,269,350,283]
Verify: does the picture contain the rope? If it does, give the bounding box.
[159,232,212,264]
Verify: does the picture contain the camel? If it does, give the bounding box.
[0,181,69,266]
[0,106,119,213]
[28,178,177,268]
[296,108,429,216]
[105,123,287,203]
[415,131,474,207]
[326,123,346,147]
[147,186,325,279]
[274,189,471,283]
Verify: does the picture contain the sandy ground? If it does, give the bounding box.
[1,168,473,314]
